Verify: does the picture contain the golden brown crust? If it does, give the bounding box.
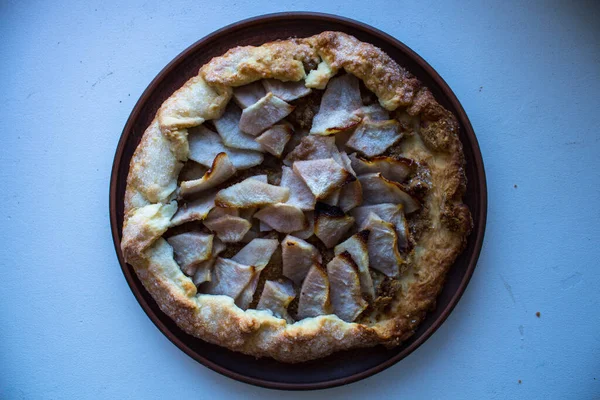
[406,87,447,121]
[157,75,231,160]
[157,75,231,134]
[200,39,320,87]
[121,202,177,263]
[309,32,421,110]
[121,31,472,362]
[124,119,182,214]
[200,32,420,110]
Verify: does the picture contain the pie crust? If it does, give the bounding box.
[121,31,472,363]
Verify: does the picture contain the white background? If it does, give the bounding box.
[1,0,599,398]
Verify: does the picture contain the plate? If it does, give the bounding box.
[109,12,487,390]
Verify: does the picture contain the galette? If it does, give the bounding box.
[121,31,472,362]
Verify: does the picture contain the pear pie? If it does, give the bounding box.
[121,31,472,362]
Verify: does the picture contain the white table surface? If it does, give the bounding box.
[1,1,599,398]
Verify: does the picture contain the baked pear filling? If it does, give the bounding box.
[166,73,426,324]
[121,32,471,362]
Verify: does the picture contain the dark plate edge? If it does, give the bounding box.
[109,12,487,391]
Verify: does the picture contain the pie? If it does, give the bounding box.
[121,31,472,363]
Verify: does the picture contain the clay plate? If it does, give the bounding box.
[109,12,487,390]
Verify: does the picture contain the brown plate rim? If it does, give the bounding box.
[109,12,487,391]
